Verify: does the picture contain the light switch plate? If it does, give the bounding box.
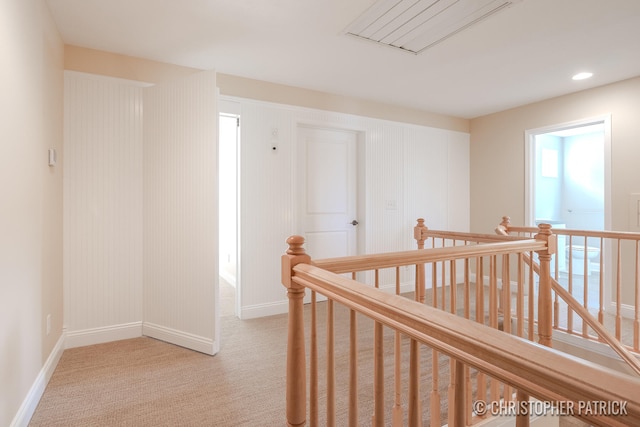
[48,148,56,166]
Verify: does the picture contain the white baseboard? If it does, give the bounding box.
[616,302,635,319]
[239,281,419,320]
[65,322,143,349]
[142,322,218,356]
[11,334,65,427]
[240,300,288,319]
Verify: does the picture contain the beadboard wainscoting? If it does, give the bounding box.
[230,96,469,319]
[63,70,469,347]
[64,71,219,353]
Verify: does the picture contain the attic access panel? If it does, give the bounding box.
[344,0,521,54]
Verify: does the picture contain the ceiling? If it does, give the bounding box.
[46,0,640,119]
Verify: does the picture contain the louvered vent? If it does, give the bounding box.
[344,0,522,54]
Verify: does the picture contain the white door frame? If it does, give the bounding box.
[525,115,611,228]
[524,114,612,308]
[219,99,242,318]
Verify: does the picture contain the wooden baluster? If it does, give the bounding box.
[502,254,512,402]
[448,254,459,417]
[429,348,438,427]
[516,390,530,427]
[450,257,457,318]
[350,308,358,427]
[463,252,472,425]
[452,360,465,427]
[464,253,470,320]
[489,256,499,402]
[281,235,310,427]
[408,340,422,426]
[583,236,589,337]
[465,365,472,425]
[616,239,622,340]
[517,253,525,338]
[432,261,438,308]
[475,256,485,409]
[327,299,335,427]
[372,269,384,427]
[528,251,535,341]
[310,291,318,426]
[535,223,556,347]
[441,238,446,309]
[598,238,605,325]
[567,235,574,334]
[489,255,498,329]
[393,267,403,426]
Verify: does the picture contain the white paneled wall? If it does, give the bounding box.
[63,71,469,338]
[231,97,470,319]
[64,72,144,346]
[143,71,218,355]
[64,71,219,354]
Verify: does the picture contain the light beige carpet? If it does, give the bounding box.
[30,282,593,426]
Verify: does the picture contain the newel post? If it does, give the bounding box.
[414,218,428,304]
[534,224,557,347]
[496,216,511,234]
[282,235,311,427]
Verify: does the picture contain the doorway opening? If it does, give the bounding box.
[525,115,611,308]
[219,104,240,317]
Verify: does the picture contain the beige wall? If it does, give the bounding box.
[64,45,469,134]
[0,0,64,425]
[470,76,640,304]
[470,76,640,234]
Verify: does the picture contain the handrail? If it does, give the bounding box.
[292,262,640,427]
[421,229,527,243]
[314,238,546,274]
[504,225,640,241]
[495,225,640,376]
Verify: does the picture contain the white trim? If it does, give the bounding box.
[64,70,154,87]
[142,322,217,355]
[616,301,636,320]
[552,329,639,375]
[65,322,143,349]
[524,114,611,228]
[10,334,65,427]
[240,300,288,319]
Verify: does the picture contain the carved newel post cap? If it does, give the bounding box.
[500,216,511,227]
[537,223,552,234]
[416,218,425,227]
[286,235,306,255]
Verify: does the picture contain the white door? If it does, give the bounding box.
[297,126,359,261]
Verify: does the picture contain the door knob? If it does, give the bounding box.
[350,220,359,226]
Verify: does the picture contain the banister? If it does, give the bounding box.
[496,224,640,376]
[313,239,546,274]
[500,219,640,241]
[424,229,527,242]
[291,263,640,427]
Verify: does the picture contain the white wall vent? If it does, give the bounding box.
[344,0,522,54]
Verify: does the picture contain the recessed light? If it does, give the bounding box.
[572,72,593,81]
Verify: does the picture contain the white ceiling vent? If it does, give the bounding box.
[344,0,522,54]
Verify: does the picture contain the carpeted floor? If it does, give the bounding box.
[30,280,595,426]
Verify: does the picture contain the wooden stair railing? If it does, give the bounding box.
[498,216,640,352]
[496,217,640,376]
[495,216,640,375]
[282,235,640,426]
[414,220,559,424]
